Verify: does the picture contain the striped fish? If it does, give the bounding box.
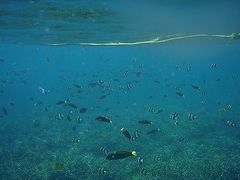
[148,106,156,113]
[170,112,178,121]
[73,138,80,143]
[130,130,142,141]
[137,157,144,165]
[25,175,31,180]
[154,155,161,161]
[141,168,149,176]
[188,113,197,120]
[56,113,64,120]
[100,147,108,155]
[98,167,108,175]
[226,120,235,127]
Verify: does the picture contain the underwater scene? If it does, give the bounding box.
[1,1,240,180]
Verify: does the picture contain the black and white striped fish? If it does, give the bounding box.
[211,63,217,68]
[98,167,108,175]
[153,155,161,161]
[25,175,31,180]
[100,147,108,155]
[67,111,73,121]
[126,82,133,90]
[131,130,142,141]
[56,113,64,120]
[170,112,178,121]
[148,106,156,113]
[141,168,149,176]
[179,137,185,143]
[188,113,197,120]
[226,120,235,127]
[97,80,104,86]
[76,116,82,123]
[137,157,144,165]
[72,138,80,143]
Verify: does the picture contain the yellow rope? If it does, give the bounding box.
[48,33,240,46]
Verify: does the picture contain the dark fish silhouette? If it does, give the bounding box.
[106,151,137,160]
[192,85,200,91]
[56,99,70,105]
[113,78,120,82]
[216,78,221,81]
[32,120,40,128]
[155,109,163,114]
[147,128,160,135]
[9,102,15,106]
[67,113,72,121]
[138,120,152,124]
[73,84,82,89]
[97,93,110,100]
[2,107,8,116]
[79,107,87,113]
[176,92,184,97]
[56,101,65,105]
[121,128,131,141]
[67,103,78,109]
[96,116,112,123]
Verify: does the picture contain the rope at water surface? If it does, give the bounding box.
[48,32,240,46]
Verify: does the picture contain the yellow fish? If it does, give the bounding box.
[132,102,137,106]
[218,108,226,113]
[100,132,108,138]
[52,162,64,170]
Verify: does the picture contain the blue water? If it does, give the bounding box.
[1,1,240,180]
